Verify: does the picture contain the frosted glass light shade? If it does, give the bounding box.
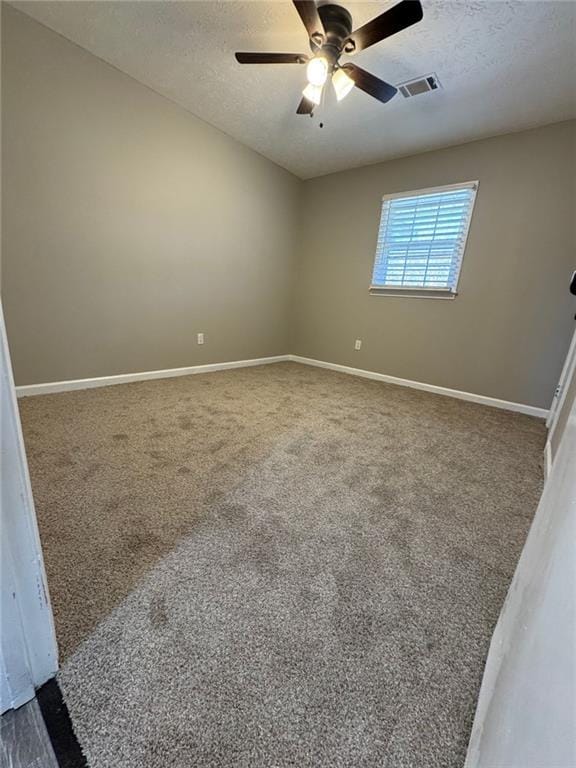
[332,68,355,101]
[302,82,323,106]
[306,56,329,86]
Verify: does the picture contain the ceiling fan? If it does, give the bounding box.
[235,0,423,115]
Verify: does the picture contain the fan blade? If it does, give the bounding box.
[343,64,398,104]
[296,96,315,115]
[235,52,308,64]
[293,1,324,41]
[347,0,423,53]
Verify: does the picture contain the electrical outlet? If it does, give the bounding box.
[354,339,362,351]
[197,333,204,345]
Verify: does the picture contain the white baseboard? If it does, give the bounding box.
[543,442,553,480]
[15,355,291,397]
[288,355,548,419]
[15,353,550,419]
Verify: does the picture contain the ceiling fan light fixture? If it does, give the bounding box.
[235,0,424,116]
[332,67,355,101]
[306,55,329,86]
[302,82,323,106]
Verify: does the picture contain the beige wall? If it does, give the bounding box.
[2,7,574,408]
[294,121,576,409]
[1,5,300,385]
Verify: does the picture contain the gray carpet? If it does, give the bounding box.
[20,362,545,767]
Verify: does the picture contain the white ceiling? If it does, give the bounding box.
[12,0,576,179]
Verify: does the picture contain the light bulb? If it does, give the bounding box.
[306,56,329,87]
[332,68,355,101]
[302,82,323,106]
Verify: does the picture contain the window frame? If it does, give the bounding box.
[369,180,479,300]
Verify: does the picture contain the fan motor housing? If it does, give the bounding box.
[316,4,353,54]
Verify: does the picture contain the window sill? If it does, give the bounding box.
[369,286,457,300]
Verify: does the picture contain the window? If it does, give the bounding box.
[370,181,478,298]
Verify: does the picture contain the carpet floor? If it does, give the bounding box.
[20,362,545,767]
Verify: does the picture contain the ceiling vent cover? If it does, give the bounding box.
[398,74,441,98]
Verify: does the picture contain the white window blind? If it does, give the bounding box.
[371,181,478,296]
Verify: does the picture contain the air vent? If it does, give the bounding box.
[398,74,441,98]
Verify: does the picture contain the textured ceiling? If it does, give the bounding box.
[12,0,576,179]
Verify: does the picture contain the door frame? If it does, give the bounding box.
[545,325,576,476]
[1,302,58,712]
